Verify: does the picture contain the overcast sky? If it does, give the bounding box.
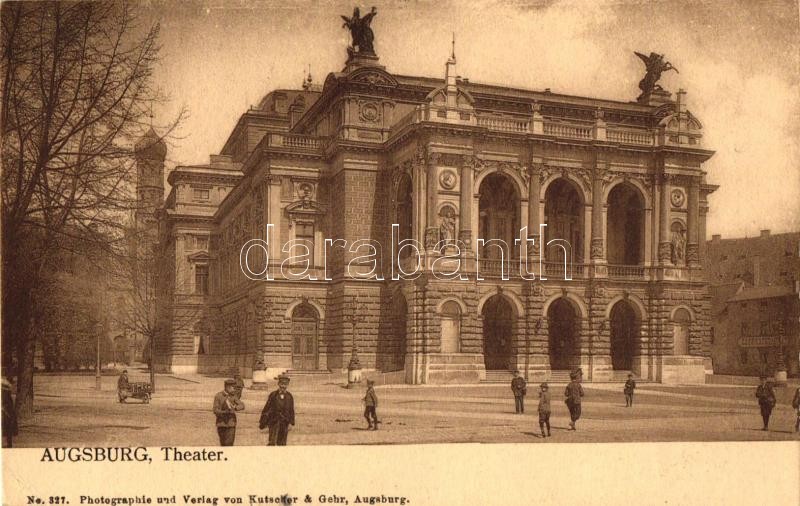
[141,0,800,238]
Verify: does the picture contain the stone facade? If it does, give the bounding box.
[152,42,717,384]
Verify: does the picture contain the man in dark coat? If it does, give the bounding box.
[2,377,18,448]
[538,382,551,437]
[755,375,776,431]
[363,379,379,430]
[117,370,129,403]
[213,379,245,446]
[511,370,527,414]
[624,373,636,407]
[564,369,585,430]
[260,374,295,446]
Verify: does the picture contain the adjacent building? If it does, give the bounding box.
[707,230,800,377]
[150,21,717,384]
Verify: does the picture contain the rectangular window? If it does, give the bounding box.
[195,265,209,295]
[193,188,210,200]
[294,223,315,264]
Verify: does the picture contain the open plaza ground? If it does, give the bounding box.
[11,369,800,447]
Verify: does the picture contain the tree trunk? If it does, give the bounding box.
[15,327,36,420]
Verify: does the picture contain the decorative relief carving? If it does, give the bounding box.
[686,243,699,264]
[590,237,604,260]
[439,169,457,190]
[424,227,439,250]
[670,188,686,208]
[658,241,672,263]
[358,101,381,123]
[532,283,546,297]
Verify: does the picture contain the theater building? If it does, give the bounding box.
[150,23,717,384]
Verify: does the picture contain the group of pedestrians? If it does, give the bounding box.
[510,369,585,437]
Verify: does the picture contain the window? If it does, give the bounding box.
[195,265,209,295]
[295,223,315,264]
[193,188,210,200]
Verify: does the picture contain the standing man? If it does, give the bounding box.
[755,375,776,431]
[791,385,800,433]
[2,377,18,448]
[511,370,527,414]
[363,379,379,430]
[213,379,245,446]
[537,383,551,438]
[117,370,129,403]
[564,369,584,431]
[624,373,636,407]
[260,374,295,446]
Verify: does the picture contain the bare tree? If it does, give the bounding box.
[1,2,184,418]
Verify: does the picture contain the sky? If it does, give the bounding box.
[139,0,800,239]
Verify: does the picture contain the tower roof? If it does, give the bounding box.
[135,127,167,159]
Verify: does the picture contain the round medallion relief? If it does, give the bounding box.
[670,189,685,208]
[359,102,380,123]
[439,170,457,190]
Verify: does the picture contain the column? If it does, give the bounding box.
[658,173,672,264]
[590,165,605,262]
[425,152,440,250]
[267,175,282,267]
[686,177,700,266]
[459,155,474,252]
[527,164,541,259]
[412,146,427,246]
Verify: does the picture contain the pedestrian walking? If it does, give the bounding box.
[2,378,18,448]
[213,378,245,446]
[624,373,636,407]
[259,374,295,446]
[755,375,776,431]
[117,370,129,403]
[363,379,379,430]
[538,383,551,437]
[511,370,527,414]
[564,369,584,431]
[233,373,245,401]
[791,385,800,433]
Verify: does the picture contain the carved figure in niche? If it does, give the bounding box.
[341,6,378,55]
[670,222,686,264]
[634,51,678,98]
[439,206,456,247]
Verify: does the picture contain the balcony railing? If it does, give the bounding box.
[477,116,530,133]
[607,128,653,146]
[265,133,322,152]
[607,264,646,278]
[543,122,593,140]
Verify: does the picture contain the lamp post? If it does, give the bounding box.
[345,297,366,387]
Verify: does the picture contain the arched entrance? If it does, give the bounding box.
[482,295,514,370]
[610,300,639,370]
[672,308,691,355]
[607,183,645,265]
[544,178,584,263]
[478,173,520,260]
[291,303,319,370]
[548,297,578,370]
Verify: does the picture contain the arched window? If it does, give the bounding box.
[440,301,461,353]
[607,183,645,265]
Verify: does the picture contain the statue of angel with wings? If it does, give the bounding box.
[634,52,679,97]
[341,6,378,55]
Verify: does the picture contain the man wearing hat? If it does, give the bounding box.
[537,382,552,437]
[259,374,295,445]
[510,370,527,414]
[117,370,130,403]
[213,379,245,446]
[363,379,379,430]
[564,369,584,430]
[755,375,776,431]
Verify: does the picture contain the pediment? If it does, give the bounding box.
[346,67,398,87]
[285,199,326,215]
[188,251,211,262]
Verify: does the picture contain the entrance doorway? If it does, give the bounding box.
[610,300,639,370]
[291,303,319,370]
[482,295,514,370]
[548,298,578,370]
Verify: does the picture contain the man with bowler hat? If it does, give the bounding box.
[564,369,584,431]
[755,375,776,430]
[260,374,295,445]
[511,370,527,414]
[213,378,245,446]
[363,379,379,430]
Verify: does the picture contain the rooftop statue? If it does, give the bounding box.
[341,6,378,56]
[634,51,678,98]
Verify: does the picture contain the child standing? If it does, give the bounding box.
[538,383,551,437]
[363,379,379,430]
[624,373,636,407]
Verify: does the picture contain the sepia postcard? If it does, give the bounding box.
[2,0,799,504]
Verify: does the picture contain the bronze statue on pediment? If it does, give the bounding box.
[635,51,678,98]
[341,6,378,55]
